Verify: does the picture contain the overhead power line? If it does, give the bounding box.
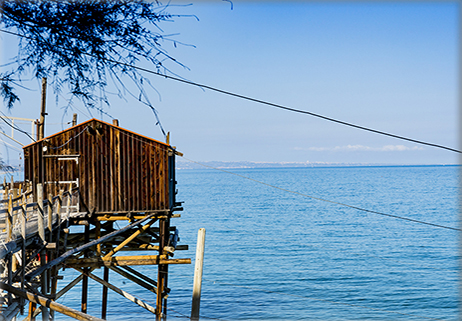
[1,28,460,154]
[181,156,460,232]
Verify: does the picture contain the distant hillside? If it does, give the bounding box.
[176,160,389,170]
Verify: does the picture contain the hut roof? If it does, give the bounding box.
[23,118,169,149]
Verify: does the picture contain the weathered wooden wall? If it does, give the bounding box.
[23,119,171,214]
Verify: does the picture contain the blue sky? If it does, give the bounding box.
[0,1,459,165]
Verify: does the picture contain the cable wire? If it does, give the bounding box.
[50,126,88,149]
[217,227,457,273]
[181,156,460,232]
[1,28,460,154]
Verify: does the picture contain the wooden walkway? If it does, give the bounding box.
[0,183,80,258]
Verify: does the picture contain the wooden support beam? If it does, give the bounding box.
[120,266,161,291]
[108,265,158,294]
[65,255,191,268]
[72,268,157,315]
[94,210,169,221]
[27,212,161,280]
[0,283,105,321]
[117,244,160,251]
[26,269,96,320]
[56,274,85,300]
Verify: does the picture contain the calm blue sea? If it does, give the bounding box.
[39,165,459,320]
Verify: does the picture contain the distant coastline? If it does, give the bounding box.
[176,160,460,170]
[1,161,459,175]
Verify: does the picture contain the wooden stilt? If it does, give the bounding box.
[7,254,12,307]
[21,195,26,314]
[81,224,90,313]
[49,250,57,321]
[163,218,171,319]
[28,301,36,321]
[191,228,206,321]
[40,251,49,321]
[37,184,45,244]
[156,219,163,319]
[101,267,109,320]
[7,195,12,242]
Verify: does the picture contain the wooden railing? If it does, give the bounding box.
[0,183,80,255]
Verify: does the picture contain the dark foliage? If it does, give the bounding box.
[0,0,187,111]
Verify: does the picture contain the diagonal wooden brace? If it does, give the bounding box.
[72,268,157,315]
[103,218,158,259]
[0,282,104,321]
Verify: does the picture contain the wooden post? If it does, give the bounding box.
[7,254,12,306]
[63,186,73,253]
[36,184,48,320]
[47,194,54,312]
[101,267,109,320]
[191,228,206,321]
[95,220,101,255]
[21,194,26,240]
[81,224,90,313]
[28,301,37,321]
[7,194,13,242]
[40,251,49,321]
[72,113,78,126]
[21,194,27,314]
[37,183,45,243]
[156,218,168,320]
[39,77,47,140]
[97,220,109,320]
[12,187,18,228]
[56,190,63,256]
[48,193,53,241]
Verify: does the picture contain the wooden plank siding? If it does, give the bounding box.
[23,119,172,214]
